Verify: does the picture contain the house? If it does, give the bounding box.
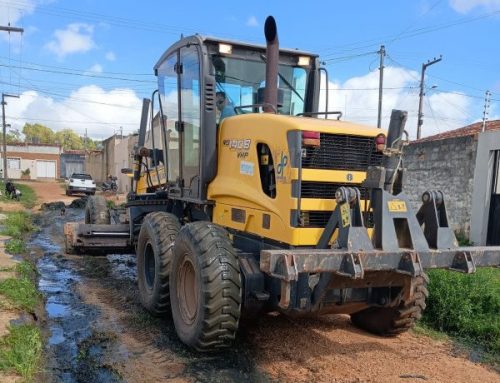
[0,143,62,180]
[85,133,138,193]
[403,120,500,245]
[60,150,85,179]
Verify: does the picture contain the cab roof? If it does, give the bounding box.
[154,34,318,72]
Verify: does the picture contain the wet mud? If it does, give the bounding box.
[29,209,269,383]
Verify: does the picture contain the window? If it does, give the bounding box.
[213,56,309,123]
[257,143,276,198]
[7,158,20,170]
[158,53,180,183]
[180,44,201,198]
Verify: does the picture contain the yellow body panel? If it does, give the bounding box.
[208,114,382,246]
[137,165,166,194]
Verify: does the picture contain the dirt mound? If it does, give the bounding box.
[68,198,88,209]
[40,201,66,211]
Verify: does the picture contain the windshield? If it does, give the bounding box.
[71,173,92,180]
[212,55,308,123]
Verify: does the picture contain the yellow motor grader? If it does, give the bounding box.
[65,16,500,351]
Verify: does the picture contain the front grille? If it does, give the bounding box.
[300,210,374,228]
[302,133,383,171]
[300,181,370,200]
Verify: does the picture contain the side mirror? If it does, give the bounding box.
[121,168,133,175]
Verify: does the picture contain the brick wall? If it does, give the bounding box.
[402,135,478,237]
[1,151,61,179]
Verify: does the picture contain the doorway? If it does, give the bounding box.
[487,150,500,245]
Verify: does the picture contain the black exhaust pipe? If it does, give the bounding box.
[263,16,279,113]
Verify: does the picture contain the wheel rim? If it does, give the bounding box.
[144,243,156,289]
[177,256,198,325]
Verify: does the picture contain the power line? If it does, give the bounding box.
[318,8,500,56]
[0,63,156,83]
[0,55,154,77]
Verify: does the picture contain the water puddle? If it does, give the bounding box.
[30,208,265,382]
[31,209,124,383]
[48,325,66,345]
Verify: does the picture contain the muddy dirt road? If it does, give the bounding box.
[27,198,498,382]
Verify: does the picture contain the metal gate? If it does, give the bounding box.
[487,150,500,245]
[65,161,84,178]
[36,160,56,179]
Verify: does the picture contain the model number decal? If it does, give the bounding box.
[387,200,407,213]
[223,139,251,150]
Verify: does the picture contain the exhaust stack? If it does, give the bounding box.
[263,16,279,113]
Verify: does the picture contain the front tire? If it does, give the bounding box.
[170,222,242,351]
[85,195,110,224]
[350,275,429,335]
[137,212,180,315]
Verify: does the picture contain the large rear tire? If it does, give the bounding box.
[137,212,180,315]
[350,275,429,335]
[85,195,110,224]
[170,222,242,351]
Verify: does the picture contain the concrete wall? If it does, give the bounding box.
[114,135,138,193]
[402,135,478,237]
[85,134,138,192]
[85,151,105,182]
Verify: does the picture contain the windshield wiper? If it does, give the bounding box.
[260,54,304,102]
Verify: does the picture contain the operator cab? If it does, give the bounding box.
[152,35,320,201]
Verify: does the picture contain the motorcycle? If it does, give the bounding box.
[100,177,118,193]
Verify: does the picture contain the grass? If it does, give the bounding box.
[0,194,41,381]
[0,262,42,381]
[5,239,26,255]
[1,211,34,241]
[0,182,37,209]
[413,322,450,341]
[0,261,41,312]
[0,324,42,380]
[421,267,500,360]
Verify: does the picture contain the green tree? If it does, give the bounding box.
[19,122,101,150]
[22,123,55,144]
[54,129,84,150]
[6,128,22,144]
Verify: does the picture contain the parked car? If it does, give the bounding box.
[66,173,96,196]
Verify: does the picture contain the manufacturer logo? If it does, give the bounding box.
[346,173,353,181]
[276,152,288,177]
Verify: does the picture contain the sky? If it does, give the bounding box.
[0,0,499,139]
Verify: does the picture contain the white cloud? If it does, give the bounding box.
[5,86,142,139]
[0,0,37,28]
[105,51,116,61]
[45,23,96,59]
[246,16,259,27]
[85,64,103,74]
[449,0,500,13]
[319,66,472,139]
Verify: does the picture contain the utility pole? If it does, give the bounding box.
[417,55,442,139]
[0,25,24,33]
[482,90,491,132]
[83,128,88,172]
[1,24,24,180]
[1,93,20,179]
[377,45,385,129]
